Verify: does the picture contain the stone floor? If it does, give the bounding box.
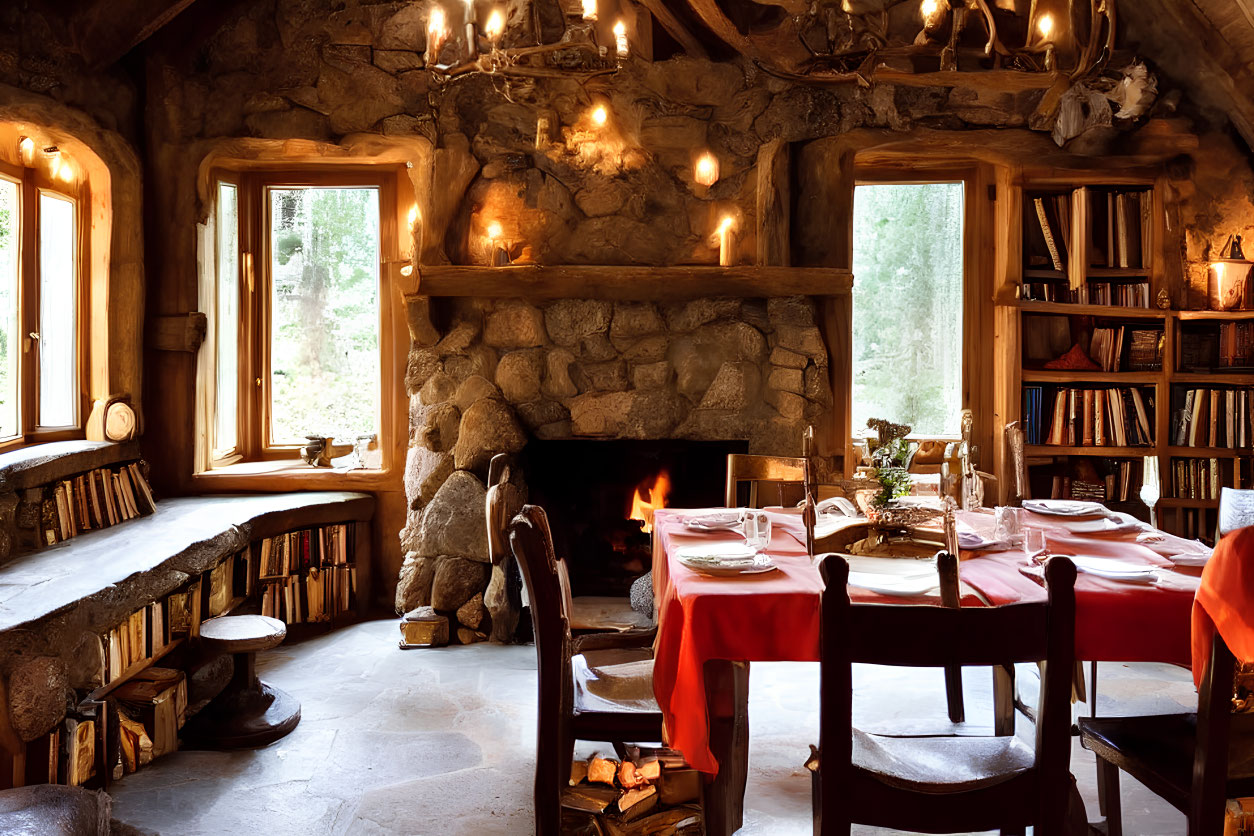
[109,618,1196,835]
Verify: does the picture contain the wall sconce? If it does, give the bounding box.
[486,220,509,266]
[485,9,504,48]
[17,136,34,166]
[1208,234,1253,311]
[694,152,719,187]
[1036,13,1056,70]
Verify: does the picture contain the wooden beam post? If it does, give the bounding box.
[756,140,790,267]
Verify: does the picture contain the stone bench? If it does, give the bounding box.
[0,488,374,764]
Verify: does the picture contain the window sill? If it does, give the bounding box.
[191,458,394,492]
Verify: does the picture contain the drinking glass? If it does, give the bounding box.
[1023,528,1047,564]
[994,506,1023,544]
[741,510,772,553]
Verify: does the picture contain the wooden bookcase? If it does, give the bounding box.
[995,172,1254,544]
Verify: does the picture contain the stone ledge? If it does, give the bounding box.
[0,491,374,637]
[0,440,142,492]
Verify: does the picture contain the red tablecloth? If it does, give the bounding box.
[652,507,1200,776]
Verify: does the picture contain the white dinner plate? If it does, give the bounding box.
[1022,499,1110,517]
[1052,515,1143,535]
[1070,555,1159,583]
[846,572,939,597]
[681,511,742,531]
[676,543,776,576]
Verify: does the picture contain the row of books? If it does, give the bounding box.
[258,524,354,579]
[1024,386,1154,447]
[1020,280,1152,308]
[1172,457,1223,501]
[1218,321,1254,368]
[260,564,356,624]
[40,462,156,546]
[1089,188,1152,270]
[1086,326,1164,372]
[1169,507,1216,546]
[1028,193,1072,272]
[1040,459,1140,503]
[1171,388,1253,448]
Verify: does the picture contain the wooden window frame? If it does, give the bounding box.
[214,167,399,466]
[0,157,89,452]
[850,165,992,453]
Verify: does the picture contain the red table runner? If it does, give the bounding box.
[651,506,1200,775]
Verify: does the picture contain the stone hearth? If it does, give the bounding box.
[394,293,835,643]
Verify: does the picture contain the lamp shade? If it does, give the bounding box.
[1207,259,1252,311]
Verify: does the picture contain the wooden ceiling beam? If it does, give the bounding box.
[70,0,200,68]
[634,0,709,58]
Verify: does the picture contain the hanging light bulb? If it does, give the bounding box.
[694,152,720,187]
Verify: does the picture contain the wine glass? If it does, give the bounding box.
[741,511,772,553]
[1023,528,1047,564]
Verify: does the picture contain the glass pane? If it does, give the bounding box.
[38,192,76,428]
[268,187,380,447]
[852,183,964,437]
[215,182,239,455]
[0,180,18,438]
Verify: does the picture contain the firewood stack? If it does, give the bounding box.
[561,748,703,835]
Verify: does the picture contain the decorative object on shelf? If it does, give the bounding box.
[300,436,352,467]
[1043,343,1100,370]
[1156,288,1171,310]
[863,418,914,528]
[1207,234,1253,311]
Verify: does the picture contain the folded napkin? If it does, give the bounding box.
[681,510,741,529]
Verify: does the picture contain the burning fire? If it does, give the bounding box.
[628,470,671,534]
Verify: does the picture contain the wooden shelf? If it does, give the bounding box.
[1086,267,1152,278]
[1166,446,1252,458]
[1021,370,1162,384]
[1016,301,1167,319]
[1025,445,1154,457]
[403,264,854,301]
[1158,497,1221,509]
[1171,372,1254,385]
[1177,310,1254,321]
[88,637,185,702]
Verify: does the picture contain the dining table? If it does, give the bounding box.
[649,503,1207,836]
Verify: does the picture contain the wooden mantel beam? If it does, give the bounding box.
[398,264,853,301]
[70,0,200,68]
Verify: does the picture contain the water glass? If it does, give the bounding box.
[1023,528,1047,564]
[994,506,1023,544]
[741,510,772,553]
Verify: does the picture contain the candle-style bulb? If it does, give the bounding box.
[920,0,939,18]
[487,221,503,240]
[613,20,628,57]
[590,105,608,127]
[581,0,597,20]
[485,9,504,42]
[1037,13,1054,40]
[429,6,447,37]
[694,152,719,187]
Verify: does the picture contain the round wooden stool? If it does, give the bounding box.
[183,614,301,749]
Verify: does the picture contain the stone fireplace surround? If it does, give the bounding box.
[394,292,837,644]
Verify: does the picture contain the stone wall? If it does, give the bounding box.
[393,293,833,639]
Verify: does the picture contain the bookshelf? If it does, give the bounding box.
[997,173,1254,545]
[3,519,362,791]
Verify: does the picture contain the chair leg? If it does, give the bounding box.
[1095,757,1123,836]
[993,664,1016,736]
[704,659,750,836]
[944,664,965,723]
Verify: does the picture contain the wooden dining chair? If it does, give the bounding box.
[488,453,652,637]
[1079,632,1254,835]
[725,426,818,555]
[1218,486,1254,538]
[810,553,1077,835]
[508,504,663,836]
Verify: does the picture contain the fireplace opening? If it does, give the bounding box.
[522,440,748,597]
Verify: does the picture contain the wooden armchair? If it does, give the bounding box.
[811,553,1077,835]
[487,453,652,636]
[508,504,663,836]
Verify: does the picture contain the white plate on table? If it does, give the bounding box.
[1051,513,1143,535]
[681,511,742,532]
[1022,499,1110,517]
[846,572,939,597]
[676,543,776,576]
[1070,555,1159,584]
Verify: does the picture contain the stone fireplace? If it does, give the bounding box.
[394,293,837,642]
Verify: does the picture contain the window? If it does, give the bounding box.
[0,161,82,444]
[851,182,964,437]
[207,170,392,466]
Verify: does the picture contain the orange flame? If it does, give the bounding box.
[628,470,671,534]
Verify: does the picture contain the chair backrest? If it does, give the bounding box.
[725,453,806,508]
[816,553,1076,829]
[508,504,575,836]
[1218,487,1254,538]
